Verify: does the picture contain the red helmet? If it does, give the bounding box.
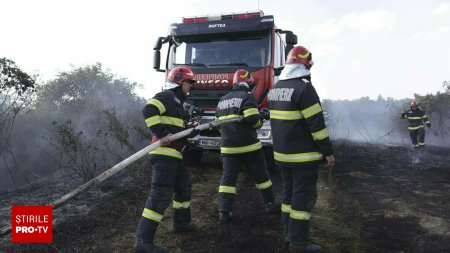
[167,66,196,86]
[286,46,314,69]
[410,100,418,107]
[233,69,254,85]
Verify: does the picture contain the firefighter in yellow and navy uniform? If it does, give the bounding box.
[215,69,280,224]
[401,100,431,148]
[134,66,198,253]
[268,46,335,253]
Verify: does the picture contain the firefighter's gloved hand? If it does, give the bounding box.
[186,120,199,128]
[259,108,270,120]
[187,128,200,138]
[186,120,200,138]
[191,107,202,118]
[426,123,431,128]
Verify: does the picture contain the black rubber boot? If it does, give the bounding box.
[218,211,232,224]
[289,220,322,252]
[172,208,197,234]
[134,239,168,253]
[260,188,281,213]
[265,198,282,213]
[134,219,167,253]
[289,242,322,253]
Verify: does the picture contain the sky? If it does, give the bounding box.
[1,0,449,100]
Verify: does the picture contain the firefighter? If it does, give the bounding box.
[268,46,335,253]
[215,69,280,224]
[401,100,431,148]
[134,66,198,253]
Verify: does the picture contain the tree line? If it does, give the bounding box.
[1,57,449,191]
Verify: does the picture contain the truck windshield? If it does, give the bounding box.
[169,33,270,69]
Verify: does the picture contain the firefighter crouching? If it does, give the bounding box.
[401,100,431,148]
[268,46,335,253]
[134,66,199,253]
[215,69,281,224]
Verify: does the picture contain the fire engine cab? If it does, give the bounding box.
[153,11,298,169]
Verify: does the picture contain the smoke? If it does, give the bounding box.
[0,66,149,192]
[324,97,450,147]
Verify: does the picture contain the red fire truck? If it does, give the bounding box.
[153,11,298,170]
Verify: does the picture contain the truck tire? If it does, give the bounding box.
[263,147,278,173]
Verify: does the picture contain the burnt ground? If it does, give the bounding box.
[1,141,449,253]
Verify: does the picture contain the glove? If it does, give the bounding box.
[259,108,270,120]
[186,120,200,138]
[401,112,406,119]
[186,119,199,128]
[426,123,431,128]
[187,128,200,138]
[191,106,202,118]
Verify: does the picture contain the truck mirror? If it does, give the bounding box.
[285,32,297,45]
[154,37,164,50]
[285,44,294,59]
[153,50,163,72]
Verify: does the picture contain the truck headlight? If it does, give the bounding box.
[257,129,271,139]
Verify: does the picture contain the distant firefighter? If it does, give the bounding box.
[401,100,431,148]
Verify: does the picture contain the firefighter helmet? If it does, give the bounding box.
[233,69,254,85]
[410,100,418,107]
[167,66,196,86]
[286,46,314,69]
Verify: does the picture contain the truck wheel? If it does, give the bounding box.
[263,147,278,173]
[184,147,203,167]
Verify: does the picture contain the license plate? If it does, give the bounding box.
[199,139,221,148]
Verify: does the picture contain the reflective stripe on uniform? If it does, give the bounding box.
[408,125,424,130]
[311,128,329,141]
[145,115,161,127]
[142,208,163,222]
[407,116,422,120]
[274,151,323,163]
[269,110,303,120]
[219,185,236,194]
[217,114,241,120]
[255,180,272,190]
[149,147,182,159]
[290,209,311,220]
[221,142,262,154]
[173,200,190,209]
[148,99,166,114]
[160,116,185,127]
[281,204,292,213]
[243,108,259,118]
[301,103,322,119]
[418,142,425,146]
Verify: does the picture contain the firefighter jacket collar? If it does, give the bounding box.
[171,86,187,103]
[231,84,250,92]
[164,80,178,90]
[279,64,311,81]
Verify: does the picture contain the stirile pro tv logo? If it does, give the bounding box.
[12,206,53,243]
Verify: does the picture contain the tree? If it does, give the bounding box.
[414,80,450,141]
[443,80,450,95]
[0,58,36,190]
[0,58,36,157]
[33,63,146,182]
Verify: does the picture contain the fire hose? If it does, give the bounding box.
[0,116,243,236]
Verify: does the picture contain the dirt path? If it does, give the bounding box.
[1,143,449,253]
